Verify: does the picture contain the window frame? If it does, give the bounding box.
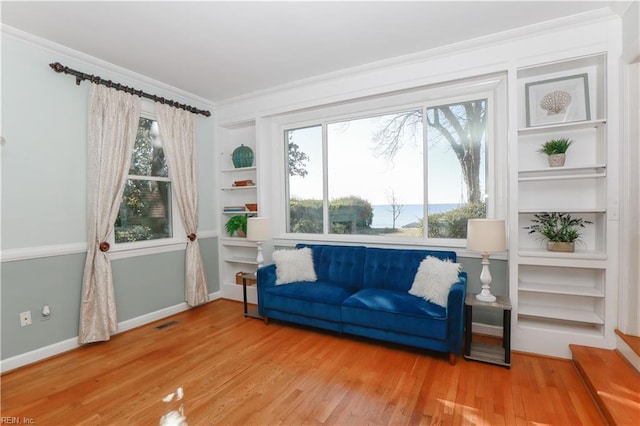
[109,102,186,259]
[276,74,507,250]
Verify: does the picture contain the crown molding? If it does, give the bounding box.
[1,24,215,111]
[215,7,618,109]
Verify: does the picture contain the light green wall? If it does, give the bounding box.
[1,31,219,361]
[0,238,219,359]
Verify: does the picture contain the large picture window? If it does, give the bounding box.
[285,94,492,243]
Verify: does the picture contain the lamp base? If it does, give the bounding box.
[476,291,497,303]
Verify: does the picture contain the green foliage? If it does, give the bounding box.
[525,212,591,243]
[289,199,323,233]
[225,215,248,236]
[115,118,172,244]
[289,196,374,234]
[329,196,373,230]
[115,225,152,243]
[423,202,486,238]
[288,132,310,177]
[539,138,572,155]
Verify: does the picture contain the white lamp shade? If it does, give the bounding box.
[247,217,270,241]
[466,219,506,252]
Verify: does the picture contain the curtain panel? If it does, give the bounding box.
[79,84,141,344]
[156,104,209,306]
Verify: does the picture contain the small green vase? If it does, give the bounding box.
[232,144,254,168]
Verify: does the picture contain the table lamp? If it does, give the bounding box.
[247,217,270,268]
[466,219,506,302]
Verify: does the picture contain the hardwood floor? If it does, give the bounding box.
[1,299,605,425]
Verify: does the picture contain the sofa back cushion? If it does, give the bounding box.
[296,244,366,288]
[362,248,457,292]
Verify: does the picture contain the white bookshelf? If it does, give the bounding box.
[217,121,259,303]
[510,52,618,358]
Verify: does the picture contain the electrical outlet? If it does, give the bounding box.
[20,311,32,327]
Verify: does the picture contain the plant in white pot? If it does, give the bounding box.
[524,212,591,252]
[539,138,572,167]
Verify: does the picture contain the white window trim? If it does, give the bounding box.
[271,73,508,250]
[109,101,187,259]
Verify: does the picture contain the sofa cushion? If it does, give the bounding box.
[273,247,317,285]
[297,244,366,287]
[341,288,448,340]
[362,248,457,292]
[408,256,461,307]
[264,281,356,322]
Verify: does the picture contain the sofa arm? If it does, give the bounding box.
[257,264,277,317]
[447,272,467,355]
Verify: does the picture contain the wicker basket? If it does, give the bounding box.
[235,272,257,285]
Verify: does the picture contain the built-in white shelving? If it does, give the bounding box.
[217,121,260,303]
[510,52,618,358]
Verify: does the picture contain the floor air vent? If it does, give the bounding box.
[156,320,179,330]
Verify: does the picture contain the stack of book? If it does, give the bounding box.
[223,205,246,213]
[232,179,255,187]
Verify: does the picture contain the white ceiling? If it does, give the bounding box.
[1,1,617,102]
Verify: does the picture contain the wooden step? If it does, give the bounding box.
[616,329,640,372]
[570,344,640,425]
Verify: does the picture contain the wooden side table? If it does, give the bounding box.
[464,293,512,368]
[241,272,262,319]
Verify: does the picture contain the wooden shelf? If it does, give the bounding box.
[518,208,606,214]
[518,281,604,298]
[518,303,604,324]
[517,119,606,135]
[517,255,607,269]
[517,316,603,336]
[222,210,259,215]
[220,237,256,247]
[223,256,258,265]
[465,342,510,368]
[519,164,606,175]
[221,185,257,191]
[221,166,256,173]
[518,172,606,182]
[518,248,606,260]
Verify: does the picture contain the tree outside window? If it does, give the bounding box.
[115,117,173,243]
[286,98,488,240]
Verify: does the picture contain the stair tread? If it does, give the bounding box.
[570,344,640,426]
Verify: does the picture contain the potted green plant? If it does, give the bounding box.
[225,215,248,237]
[539,138,572,167]
[524,212,591,252]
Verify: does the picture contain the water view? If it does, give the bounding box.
[371,203,461,229]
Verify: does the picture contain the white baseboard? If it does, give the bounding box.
[0,291,222,373]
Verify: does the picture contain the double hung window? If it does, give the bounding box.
[115,116,174,244]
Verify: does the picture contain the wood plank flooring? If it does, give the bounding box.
[1,299,605,425]
[571,344,640,426]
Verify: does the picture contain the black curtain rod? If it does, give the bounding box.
[49,62,211,117]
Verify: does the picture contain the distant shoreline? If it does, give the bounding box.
[371,203,460,229]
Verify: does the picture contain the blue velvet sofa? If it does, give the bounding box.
[257,244,467,364]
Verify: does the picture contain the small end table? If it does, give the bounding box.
[464,293,512,368]
[241,272,262,319]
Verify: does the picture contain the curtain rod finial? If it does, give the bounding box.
[49,62,64,73]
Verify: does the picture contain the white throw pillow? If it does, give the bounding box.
[272,247,318,285]
[408,256,461,307]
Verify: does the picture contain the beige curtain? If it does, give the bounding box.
[79,84,141,344]
[156,104,208,306]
